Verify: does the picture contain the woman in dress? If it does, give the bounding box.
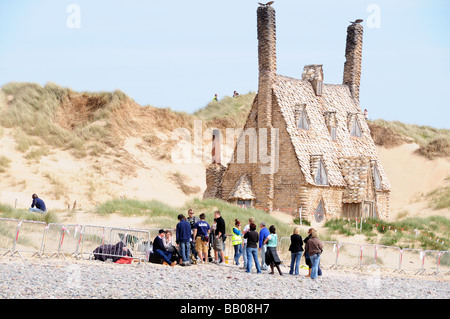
[263,225,283,275]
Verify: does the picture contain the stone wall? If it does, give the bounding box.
[272,99,306,211]
[203,163,226,200]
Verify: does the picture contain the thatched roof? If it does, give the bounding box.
[273,74,391,192]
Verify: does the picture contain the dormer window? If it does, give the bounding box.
[351,117,362,137]
[315,80,323,96]
[324,111,337,141]
[295,105,310,130]
[348,113,362,137]
[311,155,328,186]
[373,165,382,190]
[315,158,328,185]
[329,127,337,140]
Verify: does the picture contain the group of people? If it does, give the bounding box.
[151,209,324,279]
[151,210,228,267]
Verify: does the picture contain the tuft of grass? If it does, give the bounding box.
[43,171,68,200]
[0,155,11,173]
[24,147,50,162]
[425,186,450,210]
[417,137,450,159]
[14,128,37,152]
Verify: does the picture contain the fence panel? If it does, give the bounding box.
[360,244,378,269]
[335,242,361,269]
[399,248,424,274]
[78,225,111,260]
[321,241,338,269]
[61,224,83,258]
[375,245,401,271]
[0,218,19,255]
[108,227,151,261]
[41,223,64,258]
[42,224,83,259]
[436,251,450,275]
[13,220,47,258]
[423,250,441,275]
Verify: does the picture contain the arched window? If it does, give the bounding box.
[315,199,325,223]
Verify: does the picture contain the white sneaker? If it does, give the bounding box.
[219,262,226,266]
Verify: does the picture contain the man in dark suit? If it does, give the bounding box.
[153,229,176,267]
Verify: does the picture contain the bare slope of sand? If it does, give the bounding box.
[376,143,450,220]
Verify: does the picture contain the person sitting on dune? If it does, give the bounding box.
[29,194,47,214]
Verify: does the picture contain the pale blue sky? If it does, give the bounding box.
[0,0,449,129]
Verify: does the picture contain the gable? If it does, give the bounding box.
[228,174,256,201]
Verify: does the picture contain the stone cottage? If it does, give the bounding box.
[203,4,391,221]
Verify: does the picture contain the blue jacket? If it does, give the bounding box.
[153,235,166,252]
[176,220,191,244]
[259,227,269,248]
[31,198,46,211]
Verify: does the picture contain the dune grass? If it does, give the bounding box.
[425,186,450,210]
[194,92,255,128]
[0,202,58,224]
[370,119,450,158]
[0,155,11,173]
[325,215,450,251]
[0,82,129,158]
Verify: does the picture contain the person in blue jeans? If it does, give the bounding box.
[232,219,243,266]
[29,194,47,213]
[176,214,191,266]
[259,222,269,270]
[243,222,261,274]
[304,229,323,279]
[304,228,322,277]
[288,227,304,275]
[152,229,176,267]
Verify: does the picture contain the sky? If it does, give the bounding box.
[0,0,449,129]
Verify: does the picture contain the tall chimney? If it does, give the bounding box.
[257,4,277,129]
[343,20,363,102]
[254,4,277,212]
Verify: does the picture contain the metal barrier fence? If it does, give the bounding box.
[13,220,47,258]
[0,218,449,276]
[0,218,19,256]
